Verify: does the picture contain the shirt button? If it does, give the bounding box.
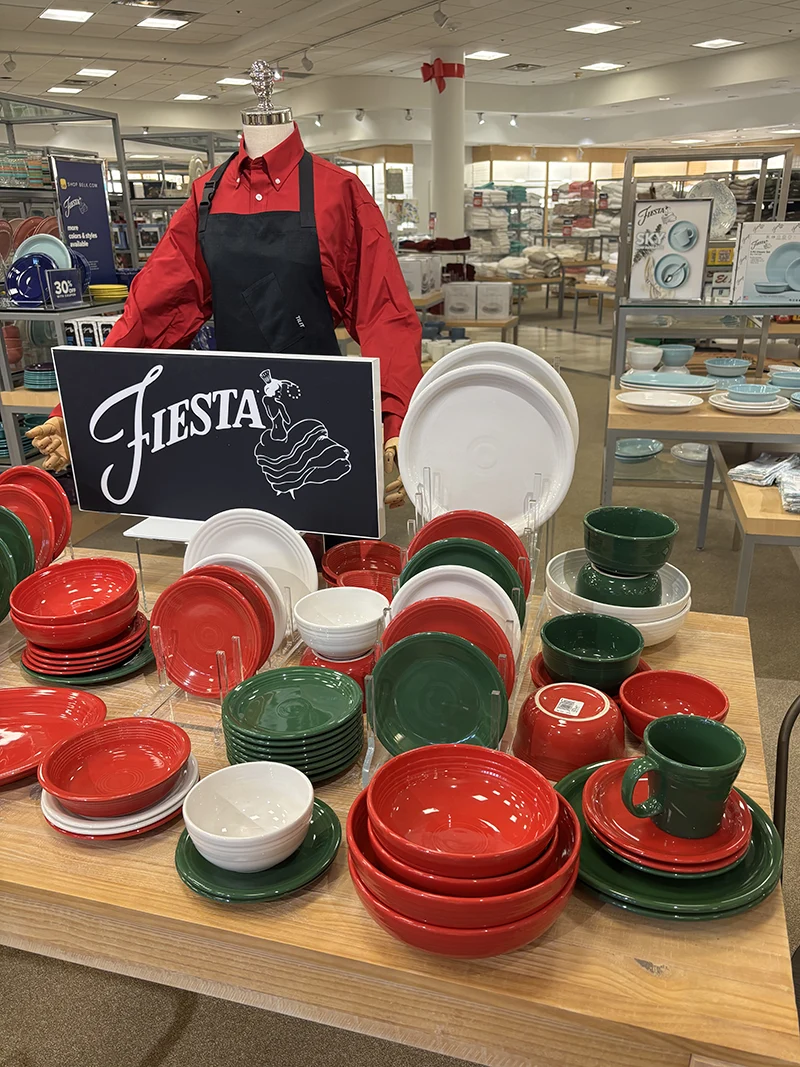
[255,193,263,201]
[275,178,281,185]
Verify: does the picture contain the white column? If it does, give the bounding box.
[429,46,465,238]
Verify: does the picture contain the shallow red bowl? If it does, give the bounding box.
[513,682,625,782]
[407,510,531,595]
[530,651,652,697]
[349,856,577,957]
[27,612,148,664]
[349,789,579,928]
[38,717,191,818]
[322,540,403,585]
[300,646,374,697]
[12,595,139,650]
[181,563,274,669]
[0,687,107,785]
[381,597,515,695]
[337,570,396,600]
[367,744,560,878]
[10,557,138,624]
[618,669,729,741]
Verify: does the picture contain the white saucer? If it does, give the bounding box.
[709,393,790,415]
[616,392,704,413]
[670,443,709,465]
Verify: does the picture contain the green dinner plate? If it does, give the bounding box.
[400,538,526,624]
[586,821,750,880]
[225,728,364,770]
[223,667,362,742]
[0,535,17,622]
[0,505,35,583]
[22,638,155,686]
[223,710,364,755]
[224,720,364,762]
[556,763,782,916]
[587,885,779,921]
[175,798,341,902]
[372,632,508,756]
[225,743,362,784]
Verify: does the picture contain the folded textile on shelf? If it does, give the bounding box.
[523,247,562,275]
[552,199,594,217]
[778,468,800,513]
[729,453,800,486]
[495,255,530,275]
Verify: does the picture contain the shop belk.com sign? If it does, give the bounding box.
[53,347,384,538]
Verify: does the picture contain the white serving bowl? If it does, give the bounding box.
[544,592,691,647]
[182,762,313,872]
[294,586,389,659]
[627,345,662,371]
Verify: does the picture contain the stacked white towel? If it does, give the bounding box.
[465,188,508,205]
[729,453,800,486]
[778,466,800,513]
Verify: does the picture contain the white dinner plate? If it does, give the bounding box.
[186,552,288,654]
[616,392,704,413]
[184,508,317,614]
[40,754,200,833]
[412,341,580,450]
[399,364,574,532]
[708,393,790,415]
[13,233,72,271]
[670,442,709,465]
[619,382,717,394]
[390,565,521,659]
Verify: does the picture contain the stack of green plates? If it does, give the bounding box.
[0,505,34,621]
[222,667,364,784]
[556,763,783,921]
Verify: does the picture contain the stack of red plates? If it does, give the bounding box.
[11,557,146,675]
[348,744,579,957]
[0,467,72,570]
[0,687,107,785]
[38,718,194,840]
[322,540,403,602]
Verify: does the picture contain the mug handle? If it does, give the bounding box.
[621,757,663,819]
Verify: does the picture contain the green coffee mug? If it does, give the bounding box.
[621,714,745,838]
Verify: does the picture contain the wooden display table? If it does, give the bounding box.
[571,283,616,330]
[0,546,798,1067]
[444,315,519,344]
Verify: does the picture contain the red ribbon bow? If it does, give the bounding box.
[421,58,465,93]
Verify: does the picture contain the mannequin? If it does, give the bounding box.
[28,57,409,503]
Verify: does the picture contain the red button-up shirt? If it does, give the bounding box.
[97,125,421,439]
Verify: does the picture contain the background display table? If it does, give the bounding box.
[0,547,798,1067]
[571,282,616,331]
[443,314,519,344]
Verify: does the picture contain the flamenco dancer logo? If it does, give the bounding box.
[254,368,352,497]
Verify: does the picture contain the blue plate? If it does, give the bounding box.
[69,248,92,292]
[5,252,57,307]
[621,371,716,388]
[654,253,690,289]
[668,220,698,252]
[615,438,663,460]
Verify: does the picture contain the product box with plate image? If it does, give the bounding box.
[443,282,478,320]
[732,222,800,304]
[628,199,712,302]
[399,255,436,298]
[476,281,512,320]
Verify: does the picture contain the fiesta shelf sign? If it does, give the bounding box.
[52,157,117,285]
[52,346,385,538]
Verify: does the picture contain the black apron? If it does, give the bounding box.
[197,149,340,356]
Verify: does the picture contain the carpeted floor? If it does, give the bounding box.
[3,320,800,1065]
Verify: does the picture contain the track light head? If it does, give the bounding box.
[314,114,322,127]
[477,111,485,125]
[509,114,518,127]
[302,51,313,72]
[355,108,365,121]
[4,55,17,74]
[576,146,584,160]
[405,108,413,121]
[433,4,449,27]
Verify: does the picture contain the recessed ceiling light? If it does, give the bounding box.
[693,38,743,48]
[139,15,187,27]
[174,92,207,100]
[48,85,83,93]
[566,22,621,34]
[216,76,250,85]
[39,7,93,20]
[466,50,510,61]
[580,61,625,71]
[672,138,706,144]
[77,67,116,77]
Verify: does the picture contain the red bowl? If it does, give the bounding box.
[381,597,515,695]
[300,646,374,697]
[337,570,396,600]
[12,596,139,650]
[529,651,652,697]
[349,789,579,928]
[407,510,531,595]
[513,682,625,781]
[367,744,559,878]
[618,669,729,741]
[322,540,403,584]
[349,856,577,957]
[10,557,138,624]
[38,717,191,817]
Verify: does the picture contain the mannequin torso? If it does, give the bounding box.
[242,123,293,158]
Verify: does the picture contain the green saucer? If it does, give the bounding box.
[223,667,362,741]
[400,537,526,624]
[22,638,155,686]
[556,763,782,916]
[0,505,35,583]
[223,711,364,757]
[175,798,341,902]
[372,632,508,756]
[0,535,17,622]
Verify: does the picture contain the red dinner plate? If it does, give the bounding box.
[408,510,531,596]
[582,759,753,865]
[0,483,55,569]
[0,687,107,785]
[587,823,751,875]
[23,646,144,675]
[0,220,12,262]
[381,597,516,695]
[530,651,652,695]
[0,467,72,559]
[11,217,40,249]
[43,807,183,841]
[26,612,148,663]
[150,575,261,697]
[181,563,274,668]
[39,717,191,818]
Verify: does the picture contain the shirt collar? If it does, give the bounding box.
[234,122,304,185]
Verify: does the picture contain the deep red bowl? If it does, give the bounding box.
[10,557,138,625]
[513,682,625,781]
[300,646,374,697]
[367,745,560,878]
[38,717,191,817]
[349,789,579,928]
[322,540,403,585]
[337,570,396,601]
[349,856,577,957]
[12,595,139,650]
[618,669,729,741]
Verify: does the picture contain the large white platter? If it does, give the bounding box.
[399,364,574,532]
[390,565,522,659]
[184,508,317,616]
[616,391,704,413]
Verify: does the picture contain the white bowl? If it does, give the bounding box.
[544,592,691,647]
[182,762,313,872]
[294,586,389,659]
[546,549,691,624]
[627,345,662,371]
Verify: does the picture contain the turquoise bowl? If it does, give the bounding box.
[726,383,782,404]
[704,357,750,377]
[660,344,695,367]
[575,563,662,608]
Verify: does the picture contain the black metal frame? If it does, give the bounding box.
[774,695,800,848]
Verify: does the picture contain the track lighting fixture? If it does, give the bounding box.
[509,114,518,127]
[531,145,537,159]
[433,3,449,28]
[315,114,322,127]
[355,108,365,121]
[302,51,313,72]
[405,108,413,121]
[4,55,16,74]
[477,112,485,125]
[576,146,584,160]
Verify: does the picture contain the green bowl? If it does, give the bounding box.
[540,612,644,693]
[583,506,678,576]
[575,562,661,608]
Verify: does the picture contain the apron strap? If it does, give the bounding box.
[197,151,237,238]
[299,151,315,229]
